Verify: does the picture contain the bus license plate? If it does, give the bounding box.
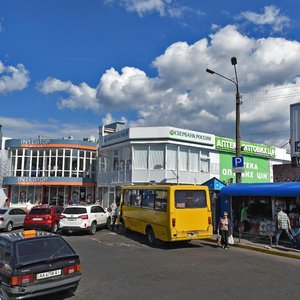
[188,232,197,237]
[36,269,61,280]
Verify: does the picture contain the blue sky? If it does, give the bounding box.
[1,0,300,147]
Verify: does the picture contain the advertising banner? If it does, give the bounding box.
[216,137,276,158]
[220,153,270,183]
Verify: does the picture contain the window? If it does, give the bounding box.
[131,190,142,207]
[175,190,206,209]
[141,190,154,209]
[63,207,87,215]
[133,145,148,170]
[200,150,210,173]
[124,190,132,206]
[149,145,164,170]
[113,149,119,171]
[91,206,101,213]
[179,147,188,171]
[189,148,199,172]
[154,190,168,211]
[16,237,74,264]
[166,145,177,170]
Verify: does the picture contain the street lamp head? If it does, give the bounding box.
[231,57,237,66]
[206,68,215,74]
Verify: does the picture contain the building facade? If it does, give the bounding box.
[2,137,97,208]
[96,123,290,208]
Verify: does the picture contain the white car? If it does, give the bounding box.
[59,205,111,235]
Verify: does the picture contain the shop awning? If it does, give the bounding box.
[219,182,300,197]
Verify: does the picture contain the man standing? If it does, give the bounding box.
[275,207,295,246]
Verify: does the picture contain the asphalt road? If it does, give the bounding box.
[39,228,300,300]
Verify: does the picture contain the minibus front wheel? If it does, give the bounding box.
[146,226,156,245]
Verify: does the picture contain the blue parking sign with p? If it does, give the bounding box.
[232,156,244,168]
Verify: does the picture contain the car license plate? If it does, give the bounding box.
[36,269,61,280]
[32,218,42,221]
[67,218,76,221]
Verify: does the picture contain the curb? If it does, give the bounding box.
[205,238,300,260]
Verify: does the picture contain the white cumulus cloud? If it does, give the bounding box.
[104,0,193,18]
[241,5,290,32]
[0,62,30,93]
[38,24,300,146]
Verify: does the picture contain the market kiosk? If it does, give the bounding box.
[218,182,300,240]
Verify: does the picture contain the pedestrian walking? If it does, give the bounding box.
[275,206,295,246]
[217,211,231,249]
[3,198,10,208]
[111,203,119,231]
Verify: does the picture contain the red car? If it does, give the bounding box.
[23,205,64,233]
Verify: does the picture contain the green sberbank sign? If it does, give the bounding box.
[169,128,213,145]
[216,137,276,158]
[220,153,270,183]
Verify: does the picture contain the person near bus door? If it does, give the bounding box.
[111,200,120,231]
[217,211,232,249]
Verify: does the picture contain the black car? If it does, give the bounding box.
[0,230,81,299]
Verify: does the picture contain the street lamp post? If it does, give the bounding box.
[206,57,242,183]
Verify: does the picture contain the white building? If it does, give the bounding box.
[96,123,290,208]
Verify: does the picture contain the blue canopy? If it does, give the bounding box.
[220,182,300,197]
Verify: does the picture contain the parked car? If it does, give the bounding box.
[0,208,27,232]
[0,230,81,299]
[23,205,64,233]
[59,204,110,235]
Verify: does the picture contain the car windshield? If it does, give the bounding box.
[29,208,51,215]
[16,237,75,264]
[0,209,7,215]
[63,207,87,215]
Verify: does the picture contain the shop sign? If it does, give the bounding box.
[216,137,276,158]
[169,128,214,145]
[259,220,276,236]
[103,128,129,145]
[21,138,50,145]
[220,153,270,183]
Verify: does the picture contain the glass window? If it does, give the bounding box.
[175,190,207,209]
[179,147,188,171]
[154,190,168,211]
[63,207,87,214]
[123,190,132,206]
[190,148,199,172]
[141,190,154,209]
[133,145,148,170]
[131,189,142,207]
[29,208,51,215]
[16,237,74,264]
[166,145,177,170]
[149,145,164,170]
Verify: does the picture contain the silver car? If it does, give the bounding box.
[0,208,27,232]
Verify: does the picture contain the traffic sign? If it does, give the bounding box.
[232,156,244,173]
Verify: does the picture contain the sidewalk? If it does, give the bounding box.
[207,234,300,259]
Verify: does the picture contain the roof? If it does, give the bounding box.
[202,177,226,191]
[0,231,56,242]
[219,182,300,197]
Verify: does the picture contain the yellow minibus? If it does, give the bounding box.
[120,184,213,245]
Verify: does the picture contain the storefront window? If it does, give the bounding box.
[232,196,272,235]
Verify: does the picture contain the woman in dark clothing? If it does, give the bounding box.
[217,211,231,249]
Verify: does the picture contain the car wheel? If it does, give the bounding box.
[146,227,156,245]
[5,222,13,232]
[89,222,97,235]
[52,222,59,233]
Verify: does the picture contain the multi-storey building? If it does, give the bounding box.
[96,123,290,208]
[2,137,97,208]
